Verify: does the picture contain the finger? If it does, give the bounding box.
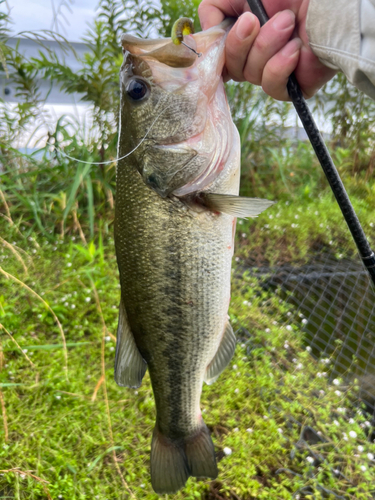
[224,12,260,82]
[242,9,296,85]
[294,45,337,98]
[261,38,302,101]
[198,0,249,30]
[261,0,303,18]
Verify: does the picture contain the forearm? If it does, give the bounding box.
[306,0,375,99]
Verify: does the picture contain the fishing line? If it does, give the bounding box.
[0,99,172,176]
[45,100,172,166]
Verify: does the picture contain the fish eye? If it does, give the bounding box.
[126,78,149,101]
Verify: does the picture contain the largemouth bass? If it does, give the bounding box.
[114,19,274,494]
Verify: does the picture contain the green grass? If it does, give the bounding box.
[1,195,375,499]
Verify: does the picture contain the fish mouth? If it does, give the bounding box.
[122,20,236,197]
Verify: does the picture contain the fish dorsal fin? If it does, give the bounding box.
[114,300,147,388]
[204,322,236,385]
[203,193,275,218]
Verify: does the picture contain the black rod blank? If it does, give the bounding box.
[246,0,375,286]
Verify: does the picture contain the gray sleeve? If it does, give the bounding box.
[306,0,375,99]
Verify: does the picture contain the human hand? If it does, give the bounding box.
[198,0,337,100]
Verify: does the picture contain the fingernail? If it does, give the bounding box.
[273,10,295,31]
[281,38,302,57]
[236,13,255,40]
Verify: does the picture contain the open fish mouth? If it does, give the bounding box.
[121,21,237,198]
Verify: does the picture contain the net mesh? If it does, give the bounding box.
[247,251,375,413]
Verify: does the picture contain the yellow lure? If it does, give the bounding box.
[171,17,195,45]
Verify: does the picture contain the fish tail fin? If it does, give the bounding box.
[150,423,217,494]
[185,423,218,479]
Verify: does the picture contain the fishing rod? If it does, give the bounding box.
[247,0,375,287]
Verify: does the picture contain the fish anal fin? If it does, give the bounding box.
[150,423,217,494]
[114,300,147,388]
[203,193,275,218]
[204,322,236,385]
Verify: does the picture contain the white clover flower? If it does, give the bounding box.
[109,346,115,351]
[296,363,303,370]
[360,465,367,472]
[343,436,348,441]
[233,428,239,432]
[358,445,364,452]
[23,349,28,353]
[284,343,289,349]
[134,391,138,395]
[333,420,339,426]
[349,418,355,424]
[241,343,245,348]
[243,300,249,305]
[232,364,238,370]
[286,325,292,331]
[263,415,269,420]
[306,456,314,464]
[277,428,283,434]
[287,312,292,317]
[246,428,253,433]
[223,447,232,456]
[306,345,311,351]
[265,328,270,333]
[241,233,246,238]
[105,336,111,342]
[333,379,340,386]
[140,484,145,488]
[235,257,240,262]
[367,453,374,460]
[333,469,340,475]
[317,372,322,378]
[365,421,371,428]
[234,388,239,394]
[85,297,91,302]
[71,304,76,309]
[55,395,61,400]
[349,431,357,438]
[67,262,72,267]
[337,407,346,413]
[335,390,342,396]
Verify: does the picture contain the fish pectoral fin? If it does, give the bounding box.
[203,193,275,218]
[204,322,236,385]
[114,300,147,388]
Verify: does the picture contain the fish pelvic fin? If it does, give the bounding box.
[202,193,275,218]
[204,322,236,385]
[150,424,217,494]
[114,300,147,388]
